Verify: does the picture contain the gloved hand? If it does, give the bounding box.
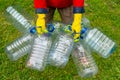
[36,14,48,34]
[72,13,82,42]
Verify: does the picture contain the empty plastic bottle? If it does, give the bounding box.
[72,43,98,77]
[6,6,33,33]
[26,34,52,71]
[81,28,116,58]
[5,33,34,61]
[48,31,74,67]
[81,18,116,58]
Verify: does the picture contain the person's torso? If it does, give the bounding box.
[47,0,73,8]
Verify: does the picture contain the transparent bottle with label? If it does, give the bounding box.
[72,43,98,77]
[81,27,116,58]
[5,33,34,61]
[81,18,116,58]
[6,6,33,33]
[48,30,74,67]
[26,34,52,71]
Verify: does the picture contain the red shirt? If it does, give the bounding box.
[34,0,84,8]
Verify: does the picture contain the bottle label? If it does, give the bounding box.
[77,45,90,67]
[27,57,43,70]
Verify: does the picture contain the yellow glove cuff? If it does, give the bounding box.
[37,14,46,19]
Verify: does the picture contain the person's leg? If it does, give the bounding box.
[45,7,56,23]
[58,5,73,24]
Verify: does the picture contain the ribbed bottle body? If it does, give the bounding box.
[48,33,74,67]
[26,35,52,71]
[84,28,116,58]
[6,6,33,33]
[5,33,34,61]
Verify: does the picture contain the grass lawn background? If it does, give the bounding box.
[0,0,120,80]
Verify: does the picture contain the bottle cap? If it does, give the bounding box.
[80,27,88,39]
[47,24,55,32]
[30,27,36,34]
[80,27,88,35]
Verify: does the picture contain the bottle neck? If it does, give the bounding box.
[80,27,89,40]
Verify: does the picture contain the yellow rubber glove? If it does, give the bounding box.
[36,14,48,34]
[72,13,82,42]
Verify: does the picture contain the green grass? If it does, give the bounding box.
[0,0,120,80]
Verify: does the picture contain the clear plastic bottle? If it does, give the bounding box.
[82,28,116,58]
[6,6,33,33]
[5,33,34,61]
[72,43,98,77]
[26,34,52,71]
[48,32,74,67]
